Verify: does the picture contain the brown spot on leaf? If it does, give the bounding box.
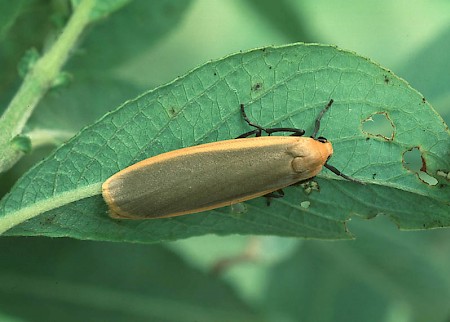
[252,82,262,91]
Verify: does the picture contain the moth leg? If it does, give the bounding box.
[238,104,305,138]
[263,189,285,206]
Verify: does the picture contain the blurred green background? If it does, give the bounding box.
[1,0,449,321]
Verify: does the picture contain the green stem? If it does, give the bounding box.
[0,0,94,173]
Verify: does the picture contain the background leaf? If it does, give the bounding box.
[0,0,27,40]
[396,27,450,118]
[240,0,313,43]
[261,216,450,322]
[0,237,261,322]
[0,0,57,108]
[68,0,193,72]
[1,44,448,241]
[71,0,131,22]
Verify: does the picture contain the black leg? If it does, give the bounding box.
[238,127,304,138]
[264,189,285,206]
[236,129,261,138]
[265,128,305,136]
[238,104,305,138]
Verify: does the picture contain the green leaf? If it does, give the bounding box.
[0,43,449,241]
[0,237,261,322]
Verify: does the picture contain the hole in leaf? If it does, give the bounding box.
[436,170,450,181]
[362,112,394,140]
[402,147,438,186]
[300,201,310,209]
[300,181,320,195]
[230,202,247,214]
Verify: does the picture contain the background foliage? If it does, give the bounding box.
[0,0,449,321]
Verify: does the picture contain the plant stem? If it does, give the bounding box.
[0,0,94,173]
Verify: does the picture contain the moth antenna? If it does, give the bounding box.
[312,99,334,139]
[324,163,365,185]
[240,104,264,136]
